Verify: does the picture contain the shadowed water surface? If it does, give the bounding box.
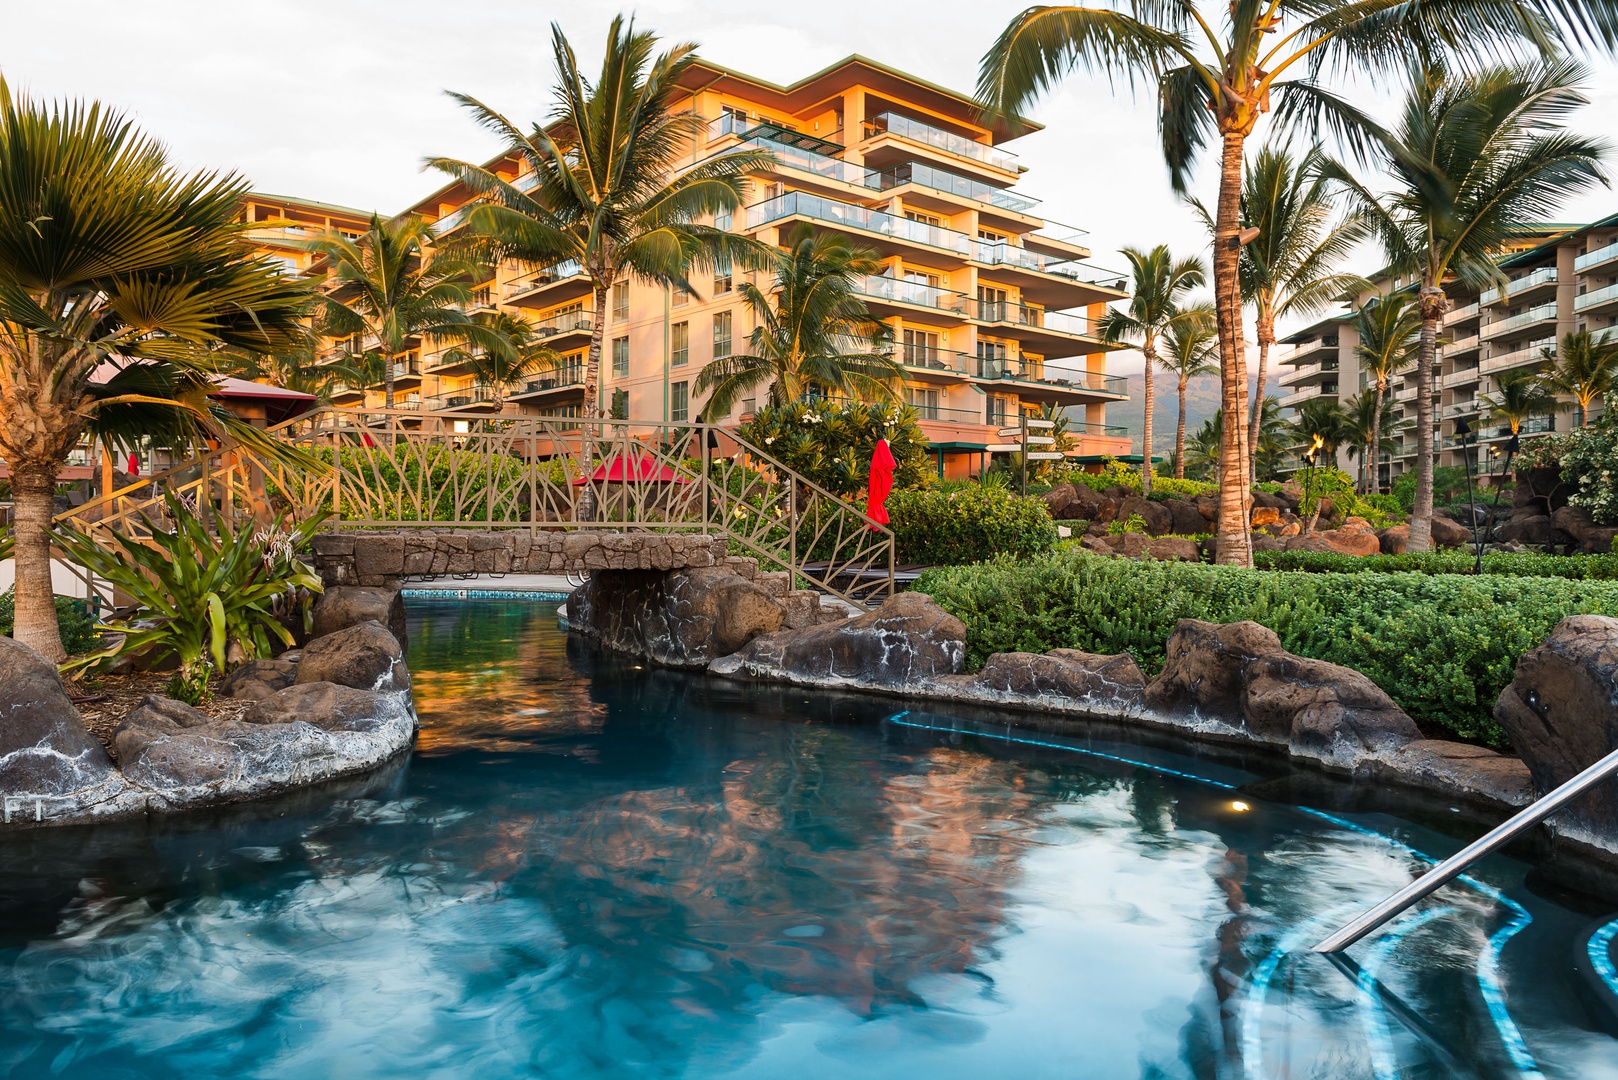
[1,598,1616,1079]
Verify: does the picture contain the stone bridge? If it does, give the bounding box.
[311,530,729,589]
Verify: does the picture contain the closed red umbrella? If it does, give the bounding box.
[126,451,139,476]
[866,438,896,527]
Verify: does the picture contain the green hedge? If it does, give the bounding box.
[0,587,102,656]
[887,487,1058,566]
[915,549,1618,747]
[1254,549,1618,580]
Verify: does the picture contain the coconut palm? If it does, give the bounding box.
[229,342,365,404]
[1342,390,1409,491]
[429,16,773,422]
[308,214,494,410]
[1482,366,1558,435]
[1098,246,1205,495]
[1252,397,1293,481]
[439,310,563,412]
[978,1,1618,564]
[1539,328,1618,427]
[1156,303,1218,478]
[1352,293,1422,493]
[0,79,311,661]
[1290,397,1350,460]
[696,225,900,417]
[1324,60,1607,550]
[1184,415,1221,479]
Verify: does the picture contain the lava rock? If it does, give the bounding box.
[1144,619,1284,723]
[969,649,1147,715]
[568,567,785,669]
[1242,653,1421,769]
[0,637,117,797]
[1118,496,1172,536]
[1428,514,1471,549]
[1497,512,1554,547]
[1283,527,1381,556]
[245,681,402,734]
[709,592,964,691]
[1164,499,1206,536]
[1378,525,1409,555]
[1379,740,1533,808]
[294,621,409,692]
[1146,536,1201,562]
[219,659,298,701]
[311,587,408,654]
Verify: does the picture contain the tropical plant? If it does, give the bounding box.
[886,486,1058,565]
[429,15,773,422]
[443,309,562,411]
[0,78,313,662]
[1342,390,1409,493]
[1352,293,1422,492]
[228,340,365,404]
[1251,396,1294,481]
[1324,60,1607,550]
[1183,416,1222,480]
[1559,391,1618,523]
[1539,328,1618,427]
[56,495,327,700]
[736,399,932,499]
[1482,365,1558,435]
[977,1,1618,567]
[696,224,900,417]
[1155,303,1217,478]
[309,213,496,409]
[1289,397,1350,458]
[1098,246,1205,496]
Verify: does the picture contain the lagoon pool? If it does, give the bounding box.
[2,599,1616,1078]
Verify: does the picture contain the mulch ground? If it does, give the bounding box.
[68,672,253,759]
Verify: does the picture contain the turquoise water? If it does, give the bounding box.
[2,598,1616,1079]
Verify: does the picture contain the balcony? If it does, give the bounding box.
[910,403,985,424]
[747,190,974,258]
[1576,238,1618,273]
[1480,266,1558,305]
[728,126,872,188]
[1446,397,1486,417]
[899,345,970,374]
[870,161,1038,214]
[854,274,970,321]
[1441,365,1481,389]
[389,358,423,384]
[430,384,500,411]
[860,112,1018,173]
[504,260,589,306]
[532,308,593,340]
[1280,383,1339,409]
[1442,333,1481,358]
[1278,359,1340,387]
[973,241,1127,292]
[1575,281,1618,315]
[1071,420,1131,440]
[1479,335,1556,375]
[974,354,1128,401]
[1286,337,1339,364]
[1444,301,1481,324]
[1480,302,1558,341]
[511,364,586,399]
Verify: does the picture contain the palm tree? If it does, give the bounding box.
[444,310,562,412]
[1251,397,1293,481]
[0,80,310,661]
[695,224,901,418]
[1156,303,1218,478]
[429,16,772,422]
[978,2,1618,564]
[1483,366,1558,435]
[229,342,365,404]
[1290,397,1350,460]
[1098,246,1205,495]
[1539,328,1618,427]
[1351,293,1421,493]
[1184,415,1221,479]
[1325,61,1607,550]
[309,214,492,410]
[1342,390,1408,491]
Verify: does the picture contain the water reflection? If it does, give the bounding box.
[0,600,1614,1079]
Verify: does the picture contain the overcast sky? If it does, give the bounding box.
[6,0,1618,373]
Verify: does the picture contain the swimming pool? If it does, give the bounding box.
[1,598,1615,1078]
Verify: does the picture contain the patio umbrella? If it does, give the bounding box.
[126,452,139,476]
[866,438,896,526]
[571,454,692,484]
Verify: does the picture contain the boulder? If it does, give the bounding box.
[1093,496,1122,525]
[1108,532,1152,558]
[567,567,785,669]
[351,534,405,583]
[1118,496,1172,536]
[1283,528,1381,556]
[1378,525,1408,555]
[1251,506,1281,528]
[1584,526,1618,555]
[709,592,964,691]
[967,649,1147,716]
[1339,516,1376,534]
[1379,740,1534,808]
[311,587,408,653]
[1250,534,1283,553]
[294,621,409,692]
[1551,505,1595,546]
[1080,535,1114,556]
[1042,483,1078,519]
[1497,512,1554,547]
[1164,499,1206,536]
[1428,514,1470,549]
[1242,653,1421,768]
[219,659,298,701]
[0,636,117,797]
[1514,466,1573,513]
[1195,496,1220,523]
[1494,615,1618,846]
[245,682,403,734]
[1064,484,1103,521]
[1146,536,1201,562]
[1144,619,1284,724]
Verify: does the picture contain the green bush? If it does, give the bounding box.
[1391,465,1475,513]
[0,587,102,656]
[915,549,1618,747]
[1253,549,1618,580]
[738,400,933,499]
[1062,460,1217,501]
[1557,391,1618,524]
[887,486,1058,566]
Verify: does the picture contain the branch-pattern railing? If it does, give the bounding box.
[54,407,896,607]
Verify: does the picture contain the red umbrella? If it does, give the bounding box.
[571,454,692,485]
[126,451,140,476]
[866,438,896,527]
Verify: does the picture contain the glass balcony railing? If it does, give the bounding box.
[908,404,983,424]
[974,355,1129,395]
[1575,281,1618,311]
[898,346,970,373]
[533,309,593,337]
[746,191,975,256]
[504,260,585,297]
[855,273,970,313]
[969,299,1097,337]
[1481,302,1558,338]
[430,384,499,410]
[869,162,1038,213]
[1480,266,1557,305]
[518,364,585,393]
[733,133,872,186]
[862,112,1018,172]
[1576,239,1618,271]
[1072,421,1131,439]
[1480,335,1557,374]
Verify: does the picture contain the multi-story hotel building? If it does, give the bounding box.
[274,56,1132,478]
[1275,221,1610,486]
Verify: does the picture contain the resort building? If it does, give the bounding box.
[282,55,1132,478]
[1275,222,1605,487]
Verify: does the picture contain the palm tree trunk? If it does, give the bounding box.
[1408,289,1444,553]
[1213,130,1253,566]
[1141,341,1156,496]
[1248,312,1273,487]
[1175,377,1189,479]
[1370,385,1384,496]
[10,463,65,662]
[583,285,609,421]
[383,347,395,410]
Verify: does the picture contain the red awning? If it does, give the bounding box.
[571,454,692,485]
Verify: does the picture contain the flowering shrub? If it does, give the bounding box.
[737,400,932,498]
[1557,392,1618,524]
[886,486,1058,565]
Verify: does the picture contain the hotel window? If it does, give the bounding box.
[909,386,941,420]
[671,380,689,422]
[715,208,733,233]
[902,328,939,368]
[978,229,1006,242]
[671,321,690,367]
[712,311,733,359]
[611,336,629,378]
[904,269,942,289]
[713,263,733,294]
[672,287,691,308]
[905,210,941,228]
[611,281,629,321]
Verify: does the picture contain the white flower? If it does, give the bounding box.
[765,436,775,445]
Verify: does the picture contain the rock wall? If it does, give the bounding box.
[311,530,730,588]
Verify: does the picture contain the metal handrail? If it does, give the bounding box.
[1314,746,1618,953]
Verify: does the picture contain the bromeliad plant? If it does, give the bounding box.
[58,495,326,702]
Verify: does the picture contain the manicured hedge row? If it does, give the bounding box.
[915,549,1618,747]
[888,487,1058,566]
[1254,549,1618,580]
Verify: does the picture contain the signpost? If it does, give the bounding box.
[991,415,1058,494]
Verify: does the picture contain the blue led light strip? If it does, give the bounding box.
[1589,917,1618,999]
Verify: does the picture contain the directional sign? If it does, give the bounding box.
[983,443,1023,452]
[1024,436,1056,446]
[1025,418,1055,429]
[1025,452,1065,461]
[996,426,1025,438]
